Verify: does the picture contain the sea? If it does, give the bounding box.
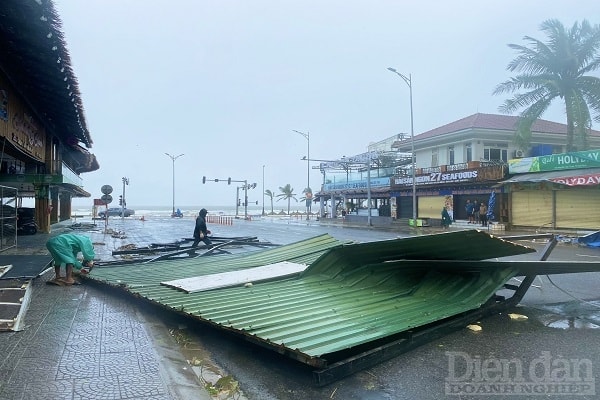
[72,204,311,219]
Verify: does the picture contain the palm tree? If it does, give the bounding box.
[493,19,600,152]
[264,189,275,214]
[299,187,313,219]
[276,184,297,215]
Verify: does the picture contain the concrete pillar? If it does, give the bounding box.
[59,192,72,222]
[50,189,59,224]
[330,194,335,218]
[34,184,51,233]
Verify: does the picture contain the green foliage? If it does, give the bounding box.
[299,187,312,202]
[276,184,298,214]
[264,189,275,214]
[494,19,600,152]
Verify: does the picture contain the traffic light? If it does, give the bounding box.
[202,176,206,184]
[228,177,231,185]
[119,195,123,206]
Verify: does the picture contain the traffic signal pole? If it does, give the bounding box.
[202,176,256,220]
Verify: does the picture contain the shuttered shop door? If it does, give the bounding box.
[512,191,553,228]
[556,189,600,229]
[418,196,446,219]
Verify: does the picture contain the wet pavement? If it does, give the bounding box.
[0,219,215,400]
[0,215,599,399]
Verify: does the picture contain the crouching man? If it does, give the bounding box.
[46,233,95,286]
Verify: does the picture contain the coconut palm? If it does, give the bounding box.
[264,189,275,214]
[300,187,312,198]
[276,184,297,214]
[299,187,313,218]
[299,187,313,206]
[493,19,600,152]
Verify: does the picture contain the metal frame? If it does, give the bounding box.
[313,234,561,386]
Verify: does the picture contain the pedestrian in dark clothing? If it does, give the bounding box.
[192,208,212,247]
[441,207,452,230]
[465,200,474,223]
[479,203,488,227]
[472,201,480,224]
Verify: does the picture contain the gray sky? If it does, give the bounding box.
[54,0,599,209]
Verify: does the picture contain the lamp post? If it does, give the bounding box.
[121,177,129,220]
[165,152,184,217]
[292,129,310,220]
[387,67,416,225]
[262,165,265,216]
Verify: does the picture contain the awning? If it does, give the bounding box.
[499,168,600,187]
[315,187,391,197]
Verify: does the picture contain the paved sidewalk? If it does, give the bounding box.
[0,216,594,400]
[0,222,211,400]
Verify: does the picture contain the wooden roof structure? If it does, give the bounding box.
[0,0,97,172]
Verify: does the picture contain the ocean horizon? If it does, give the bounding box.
[73,204,315,218]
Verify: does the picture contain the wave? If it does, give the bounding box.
[74,204,312,218]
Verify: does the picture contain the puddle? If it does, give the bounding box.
[526,300,600,330]
[543,318,600,330]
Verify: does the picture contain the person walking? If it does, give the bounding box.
[192,208,212,247]
[479,202,488,227]
[45,233,95,285]
[441,206,452,230]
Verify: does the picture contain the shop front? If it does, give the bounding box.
[503,149,600,230]
[315,177,391,223]
[391,162,508,224]
[502,168,600,230]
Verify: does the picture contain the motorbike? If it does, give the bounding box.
[16,207,37,235]
[17,218,37,235]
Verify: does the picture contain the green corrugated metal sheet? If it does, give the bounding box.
[89,230,538,367]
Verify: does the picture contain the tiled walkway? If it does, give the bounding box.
[0,222,210,400]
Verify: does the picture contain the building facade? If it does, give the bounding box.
[316,113,600,230]
[502,150,600,230]
[0,1,98,235]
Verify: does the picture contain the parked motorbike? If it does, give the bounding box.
[17,218,37,235]
[16,207,37,235]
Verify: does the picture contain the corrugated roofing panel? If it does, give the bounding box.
[89,231,540,366]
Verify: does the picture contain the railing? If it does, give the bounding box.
[51,160,83,186]
[446,163,468,171]
[420,166,442,174]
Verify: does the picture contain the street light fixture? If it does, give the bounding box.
[262,165,265,216]
[292,129,310,220]
[165,152,184,217]
[121,177,129,220]
[387,67,416,225]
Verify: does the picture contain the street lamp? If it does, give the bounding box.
[121,177,129,220]
[262,165,265,216]
[387,67,416,225]
[165,152,184,217]
[292,129,310,220]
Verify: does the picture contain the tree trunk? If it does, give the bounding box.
[565,102,575,152]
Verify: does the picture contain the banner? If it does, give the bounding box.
[548,172,600,186]
[509,149,600,173]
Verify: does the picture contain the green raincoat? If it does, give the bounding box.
[46,234,95,270]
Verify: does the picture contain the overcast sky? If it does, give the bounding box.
[53,0,599,210]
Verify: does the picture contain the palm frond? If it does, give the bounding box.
[495,18,600,151]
